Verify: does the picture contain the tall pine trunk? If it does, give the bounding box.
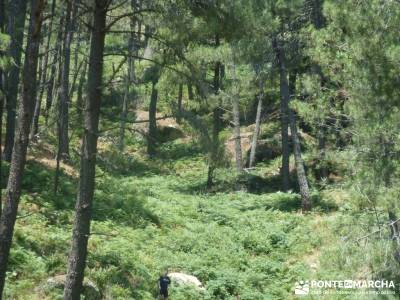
[232,63,243,174]
[3,0,28,162]
[0,0,45,296]
[273,36,290,191]
[76,60,88,126]
[31,0,57,139]
[176,83,183,124]
[187,82,193,100]
[58,0,77,161]
[288,73,311,212]
[147,80,158,157]
[63,1,107,298]
[119,67,130,151]
[207,34,223,188]
[45,13,64,124]
[31,42,45,141]
[119,2,137,151]
[312,0,327,180]
[249,77,263,168]
[0,0,5,216]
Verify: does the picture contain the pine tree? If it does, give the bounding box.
[63,1,108,298]
[0,0,46,295]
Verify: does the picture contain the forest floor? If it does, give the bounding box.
[2,133,396,300]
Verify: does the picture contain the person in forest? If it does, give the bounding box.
[158,271,171,300]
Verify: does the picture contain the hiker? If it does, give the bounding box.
[158,272,171,299]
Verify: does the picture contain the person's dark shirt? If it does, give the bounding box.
[159,276,171,291]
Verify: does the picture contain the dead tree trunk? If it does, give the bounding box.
[3,0,28,162]
[63,1,108,299]
[0,0,45,296]
[249,75,264,168]
[288,72,311,212]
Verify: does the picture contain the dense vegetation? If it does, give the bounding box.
[0,0,400,299]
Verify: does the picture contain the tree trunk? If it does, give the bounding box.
[176,83,183,124]
[288,72,311,212]
[312,0,327,180]
[76,59,88,126]
[0,0,45,296]
[0,0,5,216]
[388,210,400,263]
[45,13,64,124]
[119,2,137,151]
[207,34,223,188]
[63,1,107,299]
[317,124,328,179]
[30,42,45,141]
[119,67,130,151]
[232,63,243,174]
[147,81,158,157]
[187,82,194,100]
[249,79,263,168]
[273,36,290,191]
[70,3,81,100]
[3,0,28,162]
[31,0,57,139]
[58,0,77,161]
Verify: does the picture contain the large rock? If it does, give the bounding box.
[168,272,205,290]
[244,138,282,165]
[135,110,185,142]
[46,274,100,299]
[158,124,185,143]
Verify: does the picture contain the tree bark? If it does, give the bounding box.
[288,72,311,212]
[3,0,28,162]
[45,13,64,124]
[31,0,57,139]
[76,59,88,126]
[0,0,45,296]
[187,82,194,100]
[207,34,223,188]
[176,83,183,124]
[76,59,87,126]
[31,42,45,141]
[0,0,5,216]
[119,66,130,151]
[58,0,77,161]
[63,1,107,299]
[119,1,137,151]
[232,63,243,174]
[273,36,290,191]
[147,81,158,157]
[317,124,328,179]
[249,78,263,168]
